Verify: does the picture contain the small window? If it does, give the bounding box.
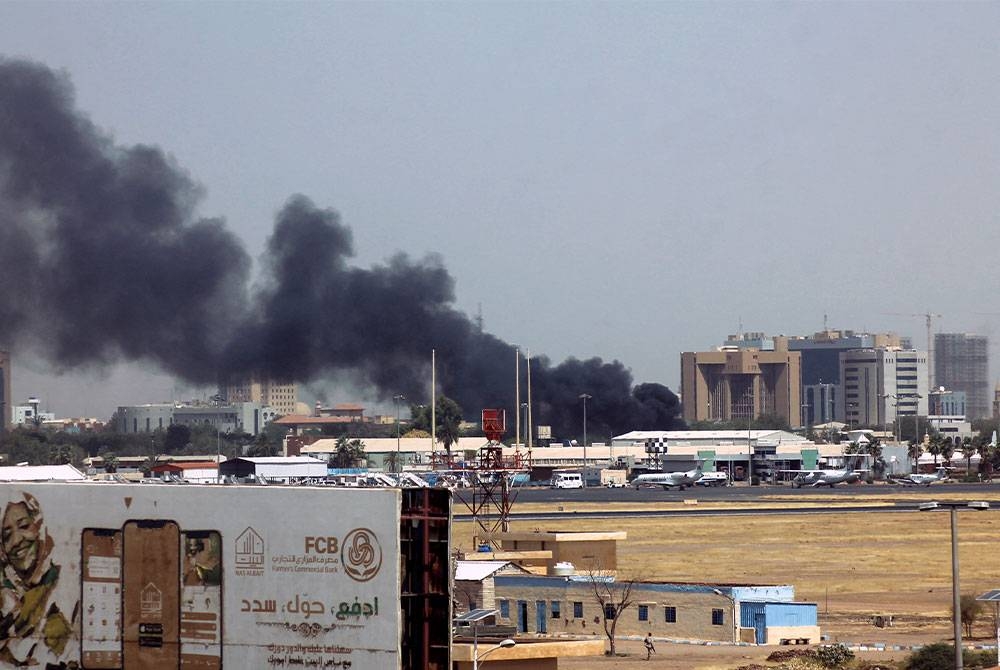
[499,600,509,618]
[573,601,583,618]
[638,605,649,621]
[664,606,677,623]
[712,608,724,626]
[604,604,616,620]
[551,601,561,619]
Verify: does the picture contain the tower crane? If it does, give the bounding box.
[885,312,942,388]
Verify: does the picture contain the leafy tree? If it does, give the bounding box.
[47,443,78,466]
[101,451,119,473]
[164,424,192,453]
[411,397,464,458]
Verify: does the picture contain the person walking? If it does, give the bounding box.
[644,632,656,660]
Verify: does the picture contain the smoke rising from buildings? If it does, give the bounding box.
[0,58,682,437]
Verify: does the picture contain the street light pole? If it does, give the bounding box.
[919,501,990,670]
[910,393,924,462]
[473,637,516,670]
[747,407,752,487]
[393,394,405,472]
[579,394,592,487]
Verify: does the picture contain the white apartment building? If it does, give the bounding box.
[840,349,928,428]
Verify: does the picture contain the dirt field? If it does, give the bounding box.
[454,489,1000,669]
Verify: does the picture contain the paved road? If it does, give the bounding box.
[452,481,999,521]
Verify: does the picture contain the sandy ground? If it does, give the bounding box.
[455,489,1000,669]
[559,638,913,669]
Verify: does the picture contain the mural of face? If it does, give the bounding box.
[1,502,39,577]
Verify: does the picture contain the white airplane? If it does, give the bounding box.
[890,466,950,487]
[632,463,703,490]
[782,456,865,488]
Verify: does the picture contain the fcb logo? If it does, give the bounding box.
[341,528,381,582]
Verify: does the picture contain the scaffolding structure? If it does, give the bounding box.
[456,409,531,550]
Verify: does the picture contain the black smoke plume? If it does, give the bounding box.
[0,58,683,438]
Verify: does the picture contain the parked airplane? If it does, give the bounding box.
[782,457,865,488]
[890,466,950,486]
[632,463,703,490]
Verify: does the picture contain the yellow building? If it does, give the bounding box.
[681,342,801,426]
[224,378,298,416]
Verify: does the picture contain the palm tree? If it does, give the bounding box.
[863,436,885,480]
[940,436,955,466]
[101,451,119,473]
[976,437,994,481]
[142,453,164,477]
[961,437,976,477]
[383,451,403,473]
[926,434,945,467]
[332,437,366,468]
[908,441,923,474]
[433,396,463,461]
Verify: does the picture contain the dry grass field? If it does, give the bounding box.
[454,489,1000,669]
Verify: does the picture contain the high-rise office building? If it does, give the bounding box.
[0,350,9,431]
[681,341,801,426]
[723,330,903,424]
[934,333,989,420]
[840,348,928,429]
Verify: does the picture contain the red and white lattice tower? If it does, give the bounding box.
[456,409,532,550]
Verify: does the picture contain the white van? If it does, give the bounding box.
[550,472,583,489]
[696,471,729,487]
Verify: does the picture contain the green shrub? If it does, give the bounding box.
[815,643,854,668]
[904,643,994,669]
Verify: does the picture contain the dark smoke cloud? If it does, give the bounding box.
[0,58,683,438]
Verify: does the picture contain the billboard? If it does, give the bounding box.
[0,483,401,668]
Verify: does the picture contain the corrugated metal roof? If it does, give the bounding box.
[0,465,86,481]
[234,457,324,465]
[455,560,513,582]
[977,589,1000,601]
[151,462,219,471]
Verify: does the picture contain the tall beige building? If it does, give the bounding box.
[681,341,801,426]
[0,350,10,431]
[224,378,299,417]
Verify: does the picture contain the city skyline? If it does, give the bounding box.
[2,2,1000,417]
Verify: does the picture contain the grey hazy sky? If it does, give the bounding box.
[2,1,999,417]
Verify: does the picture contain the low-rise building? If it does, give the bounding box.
[115,402,276,435]
[218,456,327,482]
[454,560,532,615]
[493,575,818,645]
[149,460,219,484]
